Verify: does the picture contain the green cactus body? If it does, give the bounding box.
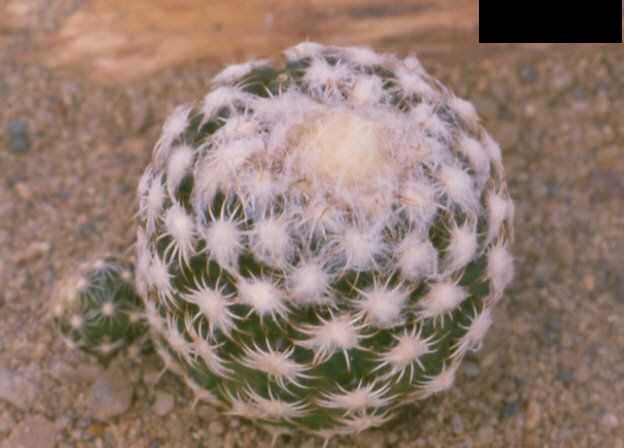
[51,256,147,363]
[55,42,514,442]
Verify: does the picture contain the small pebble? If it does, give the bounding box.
[13,241,50,265]
[0,409,15,433]
[0,367,39,411]
[153,391,175,416]
[518,63,538,83]
[14,182,32,200]
[462,360,481,378]
[525,400,542,430]
[356,429,384,448]
[87,366,134,420]
[477,426,494,444]
[582,273,595,291]
[500,400,520,419]
[601,413,619,429]
[208,421,224,435]
[451,414,464,434]
[0,415,58,448]
[7,119,31,154]
[386,432,399,444]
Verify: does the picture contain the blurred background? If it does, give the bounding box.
[3,0,609,83]
[0,1,623,448]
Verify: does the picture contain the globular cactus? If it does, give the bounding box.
[51,256,148,363]
[54,42,514,443]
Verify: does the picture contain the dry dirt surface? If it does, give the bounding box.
[1,2,623,447]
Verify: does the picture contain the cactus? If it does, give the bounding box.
[51,256,148,363]
[53,42,514,443]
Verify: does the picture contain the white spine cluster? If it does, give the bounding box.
[133,42,514,439]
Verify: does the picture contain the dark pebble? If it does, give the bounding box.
[557,368,575,385]
[518,64,538,83]
[499,400,520,419]
[7,119,32,153]
[543,318,561,347]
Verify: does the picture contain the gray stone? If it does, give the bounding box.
[0,409,15,434]
[207,420,224,435]
[518,64,538,83]
[7,119,31,154]
[0,367,38,410]
[87,366,133,420]
[0,415,58,448]
[462,360,481,378]
[152,391,174,416]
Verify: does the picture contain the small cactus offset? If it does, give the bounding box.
[54,42,514,442]
[51,256,148,363]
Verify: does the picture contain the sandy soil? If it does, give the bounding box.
[0,4,623,448]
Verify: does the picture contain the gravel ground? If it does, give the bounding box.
[1,31,623,448]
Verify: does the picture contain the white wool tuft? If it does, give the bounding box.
[397,233,438,281]
[418,281,468,324]
[410,102,448,138]
[237,276,288,322]
[486,191,511,246]
[238,340,310,390]
[437,164,479,214]
[283,41,325,61]
[166,145,194,197]
[201,86,249,121]
[290,109,390,188]
[147,253,174,307]
[101,301,115,317]
[303,57,351,92]
[155,105,192,162]
[192,137,264,209]
[296,312,365,370]
[449,96,479,128]
[373,325,435,382]
[487,242,514,300]
[354,279,408,328]
[222,388,259,419]
[212,59,270,85]
[249,216,291,268]
[402,56,426,74]
[206,136,265,174]
[394,65,437,100]
[339,224,384,271]
[444,221,478,273]
[416,363,459,399]
[186,318,232,378]
[351,75,384,105]
[244,386,308,420]
[201,215,242,269]
[341,45,387,67]
[452,307,493,358]
[483,131,503,165]
[218,114,260,141]
[238,169,283,215]
[399,180,440,230]
[163,315,192,362]
[144,299,164,334]
[317,381,393,413]
[336,410,393,433]
[69,314,83,330]
[162,203,196,265]
[185,377,220,409]
[457,134,490,188]
[144,174,165,235]
[182,276,236,338]
[288,260,331,306]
